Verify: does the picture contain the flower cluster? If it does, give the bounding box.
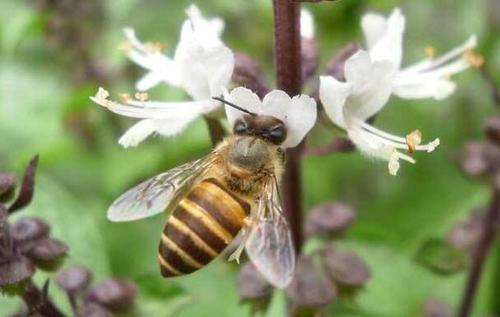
[92,5,480,175]
[0,157,137,316]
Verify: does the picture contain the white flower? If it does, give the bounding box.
[361,8,480,100]
[225,87,317,148]
[91,5,234,147]
[300,9,315,39]
[319,51,440,175]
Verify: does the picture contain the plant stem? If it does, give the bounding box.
[22,280,65,317]
[458,189,500,317]
[272,0,304,251]
[204,116,226,146]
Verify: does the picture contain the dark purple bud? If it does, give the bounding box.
[27,238,68,271]
[10,217,50,243]
[237,261,273,301]
[86,278,137,312]
[305,202,356,238]
[232,52,270,98]
[323,246,371,288]
[55,265,92,295]
[0,173,16,202]
[326,42,360,81]
[76,302,113,317]
[423,298,452,317]
[301,37,320,83]
[0,256,34,294]
[459,142,489,177]
[286,255,337,308]
[8,155,38,214]
[485,116,500,146]
[445,207,485,255]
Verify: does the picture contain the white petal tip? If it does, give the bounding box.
[427,138,440,152]
[300,9,315,39]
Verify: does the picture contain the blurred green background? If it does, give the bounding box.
[1,0,499,316]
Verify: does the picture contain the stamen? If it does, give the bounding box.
[135,92,149,102]
[144,41,165,53]
[92,87,116,108]
[424,46,435,59]
[463,50,484,68]
[388,151,401,176]
[119,93,132,102]
[406,129,422,153]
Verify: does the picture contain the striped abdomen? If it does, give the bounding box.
[158,178,250,277]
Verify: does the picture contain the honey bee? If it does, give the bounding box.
[107,97,295,288]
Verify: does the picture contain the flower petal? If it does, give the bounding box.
[361,12,387,50]
[118,119,156,148]
[281,94,317,148]
[123,28,182,89]
[368,8,405,69]
[261,90,292,123]
[319,76,352,128]
[392,77,456,100]
[300,9,315,39]
[343,51,394,120]
[226,87,262,127]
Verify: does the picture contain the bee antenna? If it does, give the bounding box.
[212,96,257,117]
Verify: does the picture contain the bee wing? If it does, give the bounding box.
[244,180,296,288]
[107,156,216,222]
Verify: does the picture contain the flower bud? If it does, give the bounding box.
[232,52,270,98]
[485,116,500,146]
[27,238,68,271]
[0,172,16,202]
[445,207,485,255]
[86,278,137,312]
[305,202,356,238]
[326,42,361,81]
[323,246,371,288]
[286,255,337,309]
[301,37,320,83]
[0,256,35,295]
[423,298,452,317]
[459,142,489,177]
[237,262,272,301]
[75,302,113,317]
[55,265,92,295]
[10,217,50,243]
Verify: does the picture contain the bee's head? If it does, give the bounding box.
[233,115,287,145]
[213,96,287,145]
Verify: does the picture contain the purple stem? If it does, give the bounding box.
[272,0,304,251]
[458,189,500,317]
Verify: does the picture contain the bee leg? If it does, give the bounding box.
[228,217,254,263]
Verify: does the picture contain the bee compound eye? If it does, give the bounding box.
[265,125,286,144]
[233,120,248,134]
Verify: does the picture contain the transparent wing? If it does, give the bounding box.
[107,156,216,222]
[245,179,296,288]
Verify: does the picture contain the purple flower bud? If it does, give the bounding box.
[326,42,360,81]
[423,298,452,317]
[232,52,270,98]
[323,246,371,287]
[75,302,113,317]
[237,261,273,301]
[301,37,320,83]
[10,217,50,243]
[445,207,485,255]
[286,255,337,308]
[55,265,92,295]
[0,172,16,202]
[459,142,489,177]
[305,202,356,238]
[485,116,500,146]
[27,238,68,271]
[0,256,35,295]
[86,278,137,312]
[8,155,38,214]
